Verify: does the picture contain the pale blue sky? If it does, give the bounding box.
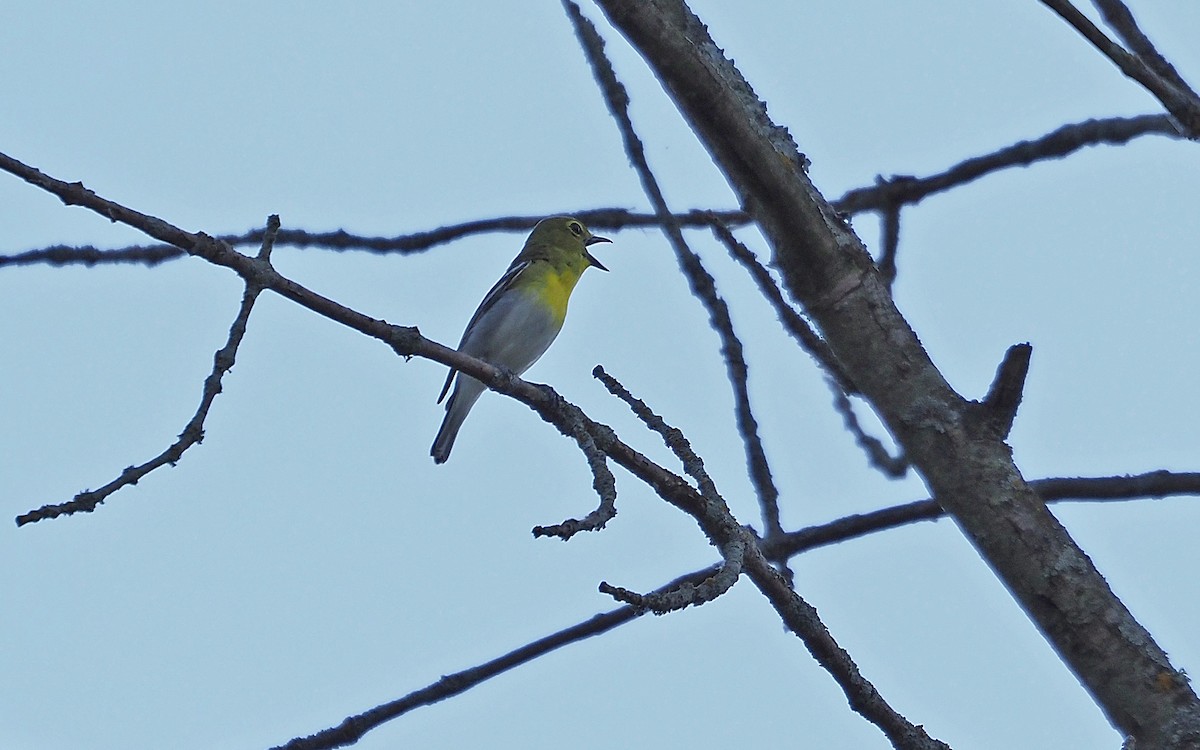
[3,2,1199,749]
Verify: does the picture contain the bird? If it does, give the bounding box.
[431,216,611,463]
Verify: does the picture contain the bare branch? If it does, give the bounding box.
[739,542,952,750]
[710,218,907,481]
[257,214,281,261]
[0,208,750,269]
[593,366,720,500]
[831,390,909,479]
[979,343,1034,439]
[836,114,1182,214]
[0,242,186,268]
[594,338,942,746]
[265,567,690,750]
[1039,0,1200,136]
[532,397,618,539]
[15,216,280,525]
[4,116,1179,272]
[566,0,782,539]
[274,467,1200,749]
[707,218,857,394]
[600,539,744,614]
[1091,0,1199,101]
[588,367,936,750]
[0,150,686,531]
[769,470,1200,559]
[877,202,901,288]
[1033,470,1200,502]
[592,1,1200,743]
[710,217,907,509]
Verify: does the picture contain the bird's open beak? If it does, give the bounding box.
[585,235,611,271]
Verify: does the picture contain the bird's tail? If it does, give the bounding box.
[431,377,485,464]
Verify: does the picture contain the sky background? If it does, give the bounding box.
[2,2,1199,748]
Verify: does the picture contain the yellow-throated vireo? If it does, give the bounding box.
[431,216,610,463]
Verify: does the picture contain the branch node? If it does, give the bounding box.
[980,343,1033,437]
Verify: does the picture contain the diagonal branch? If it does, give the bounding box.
[0,150,674,530]
[593,357,949,749]
[272,467,1200,750]
[1091,0,1199,101]
[708,220,908,481]
[593,1,1200,745]
[1039,0,1200,136]
[266,568,685,750]
[594,366,721,502]
[565,0,783,540]
[830,389,909,478]
[707,218,856,393]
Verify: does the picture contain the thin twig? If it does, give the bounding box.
[15,217,280,525]
[707,218,856,394]
[532,398,619,539]
[836,114,1181,214]
[4,116,1180,270]
[831,389,909,479]
[565,0,783,539]
[600,539,745,614]
[273,467,1200,749]
[878,202,901,289]
[0,150,679,530]
[593,366,720,502]
[0,209,750,269]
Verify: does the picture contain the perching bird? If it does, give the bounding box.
[431,216,610,463]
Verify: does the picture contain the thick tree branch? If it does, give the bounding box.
[592,1,1200,746]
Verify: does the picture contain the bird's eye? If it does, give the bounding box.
[569,222,583,236]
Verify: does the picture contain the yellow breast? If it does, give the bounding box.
[526,263,584,327]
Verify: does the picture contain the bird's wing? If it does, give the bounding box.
[436,259,531,404]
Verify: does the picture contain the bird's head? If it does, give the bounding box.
[526,216,611,271]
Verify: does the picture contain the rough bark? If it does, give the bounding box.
[593,1,1200,746]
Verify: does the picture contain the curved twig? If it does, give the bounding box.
[15,217,280,525]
